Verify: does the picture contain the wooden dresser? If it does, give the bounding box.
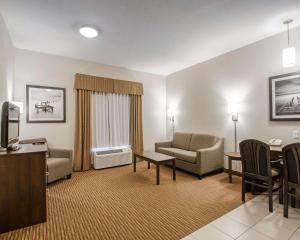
[0,144,47,233]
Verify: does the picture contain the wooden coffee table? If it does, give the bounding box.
[133,151,176,185]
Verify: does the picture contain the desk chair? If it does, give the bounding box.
[240,139,283,212]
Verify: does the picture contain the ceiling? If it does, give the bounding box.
[1,0,300,75]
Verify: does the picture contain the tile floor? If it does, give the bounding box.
[181,194,300,240]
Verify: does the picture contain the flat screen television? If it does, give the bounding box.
[0,101,20,150]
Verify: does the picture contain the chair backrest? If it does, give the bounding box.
[282,143,300,185]
[239,139,271,178]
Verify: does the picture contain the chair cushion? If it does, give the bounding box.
[47,158,72,183]
[271,168,280,177]
[189,134,218,151]
[172,133,192,150]
[172,148,197,164]
[157,147,175,156]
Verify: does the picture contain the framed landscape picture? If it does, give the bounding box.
[269,71,300,121]
[26,85,66,123]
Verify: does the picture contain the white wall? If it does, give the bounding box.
[0,13,14,101]
[166,26,300,170]
[14,49,166,150]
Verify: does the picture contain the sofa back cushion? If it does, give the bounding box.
[172,132,192,150]
[189,134,218,151]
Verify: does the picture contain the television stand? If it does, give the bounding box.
[0,143,47,233]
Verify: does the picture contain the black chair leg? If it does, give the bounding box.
[198,174,202,180]
[242,177,245,202]
[291,188,296,208]
[279,177,283,204]
[251,181,255,195]
[268,183,273,212]
[279,186,283,205]
[284,183,289,218]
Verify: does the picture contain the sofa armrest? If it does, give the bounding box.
[49,148,73,160]
[196,138,224,174]
[155,141,172,152]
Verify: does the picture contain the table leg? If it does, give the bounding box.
[147,161,150,169]
[133,154,136,172]
[156,164,160,185]
[228,157,232,183]
[172,159,176,181]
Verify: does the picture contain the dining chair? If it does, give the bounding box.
[282,143,300,218]
[239,139,283,212]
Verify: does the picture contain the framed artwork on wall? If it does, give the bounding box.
[26,85,66,123]
[269,71,300,121]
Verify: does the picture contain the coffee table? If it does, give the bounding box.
[133,151,176,185]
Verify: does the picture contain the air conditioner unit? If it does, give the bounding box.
[93,147,132,170]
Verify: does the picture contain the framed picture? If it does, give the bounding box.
[26,85,66,123]
[269,71,300,121]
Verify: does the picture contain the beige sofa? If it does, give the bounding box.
[155,132,224,179]
[19,138,73,184]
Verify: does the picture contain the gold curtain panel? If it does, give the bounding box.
[74,73,143,95]
[74,89,92,171]
[130,95,144,153]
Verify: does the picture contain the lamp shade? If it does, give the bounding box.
[282,47,296,68]
[227,103,239,114]
[11,101,24,114]
[167,109,176,117]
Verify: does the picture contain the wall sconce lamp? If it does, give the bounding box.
[11,101,24,114]
[167,109,176,138]
[228,103,239,152]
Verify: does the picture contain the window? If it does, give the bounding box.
[91,92,130,149]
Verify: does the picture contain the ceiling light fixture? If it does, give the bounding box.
[79,25,99,38]
[282,19,295,68]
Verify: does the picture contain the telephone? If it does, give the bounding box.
[268,139,283,146]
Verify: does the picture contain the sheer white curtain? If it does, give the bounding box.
[92,92,110,148]
[108,93,130,147]
[92,92,130,149]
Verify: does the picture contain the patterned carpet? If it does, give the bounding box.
[0,163,243,240]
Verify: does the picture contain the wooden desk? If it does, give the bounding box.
[224,152,242,183]
[0,144,47,233]
[225,146,283,183]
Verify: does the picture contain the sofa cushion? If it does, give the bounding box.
[171,148,197,164]
[47,157,71,169]
[157,147,175,156]
[189,134,218,151]
[172,133,192,150]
